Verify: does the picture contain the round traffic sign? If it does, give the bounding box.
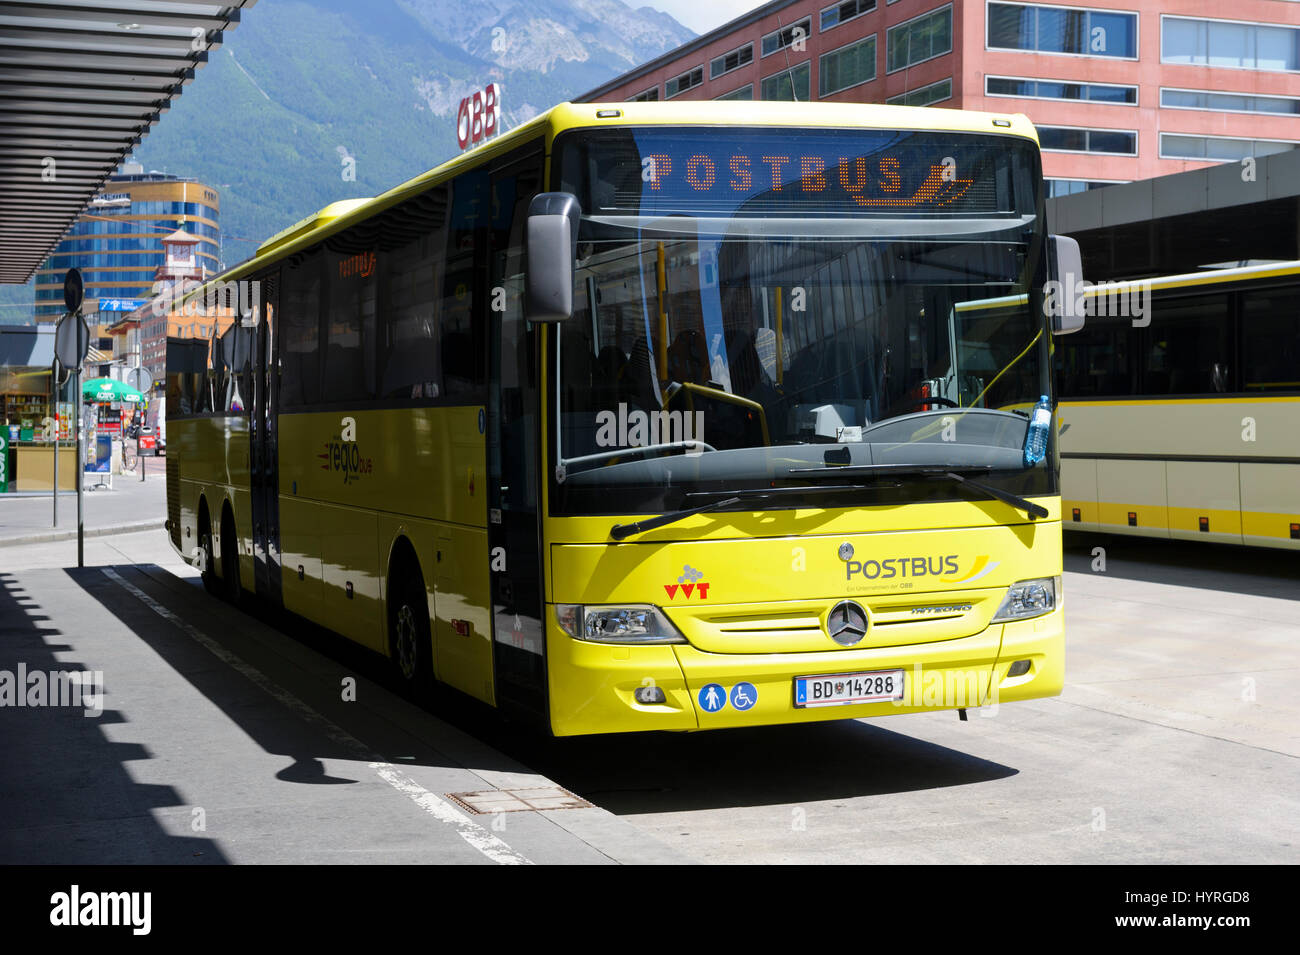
[63,268,84,314]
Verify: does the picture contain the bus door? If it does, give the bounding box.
[486,150,547,721]
[250,273,282,605]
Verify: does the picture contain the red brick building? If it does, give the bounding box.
[579,0,1300,196]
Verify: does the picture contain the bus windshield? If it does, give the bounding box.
[550,126,1052,516]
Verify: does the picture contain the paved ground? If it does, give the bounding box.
[0,526,1296,864]
[0,459,165,546]
[0,528,686,864]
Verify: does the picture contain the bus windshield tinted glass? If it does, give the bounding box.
[558,127,1038,219]
[550,127,1050,517]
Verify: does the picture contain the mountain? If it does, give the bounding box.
[126,0,694,268]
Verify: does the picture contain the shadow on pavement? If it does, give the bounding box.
[1064,530,1300,600]
[0,569,227,864]
[59,563,1020,820]
[497,718,1018,814]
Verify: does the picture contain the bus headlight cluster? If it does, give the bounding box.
[555,604,687,644]
[991,576,1060,622]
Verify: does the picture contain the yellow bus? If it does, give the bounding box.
[167,101,1080,735]
[1056,262,1300,549]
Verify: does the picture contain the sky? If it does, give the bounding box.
[644,0,769,35]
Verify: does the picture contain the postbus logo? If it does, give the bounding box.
[844,554,1000,584]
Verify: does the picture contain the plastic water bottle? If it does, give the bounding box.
[1023,395,1052,466]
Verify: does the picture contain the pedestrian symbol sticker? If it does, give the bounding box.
[698,683,726,712]
[730,682,757,711]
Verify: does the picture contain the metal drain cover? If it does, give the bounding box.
[446,787,592,814]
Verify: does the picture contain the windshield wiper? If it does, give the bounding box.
[560,440,716,480]
[787,463,1049,520]
[608,485,867,541]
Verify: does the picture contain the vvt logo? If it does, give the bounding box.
[664,564,710,600]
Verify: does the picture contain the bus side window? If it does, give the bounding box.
[443,169,487,399]
[323,245,378,403]
[1242,287,1300,392]
[1141,294,1231,395]
[378,185,448,401]
[281,250,323,409]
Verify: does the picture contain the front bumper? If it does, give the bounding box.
[546,604,1064,736]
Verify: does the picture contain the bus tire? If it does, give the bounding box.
[199,504,219,596]
[388,563,433,697]
[220,507,242,607]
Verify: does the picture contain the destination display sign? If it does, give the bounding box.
[560,128,1034,218]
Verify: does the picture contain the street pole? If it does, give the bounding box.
[76,362,83,568]
[52,358,58,527]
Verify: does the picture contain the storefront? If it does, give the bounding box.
[0,325,76,492]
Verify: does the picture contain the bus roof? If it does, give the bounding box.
[220,101,1037,287]
[1079,259,1300,296]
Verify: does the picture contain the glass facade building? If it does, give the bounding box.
[32,169,220,322]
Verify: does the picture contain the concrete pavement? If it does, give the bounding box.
[1,526,1296,864]
[0,528,688,864]
[0,462,165,546]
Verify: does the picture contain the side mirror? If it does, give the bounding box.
[525,192,582,323]
[1047,234,1085,335]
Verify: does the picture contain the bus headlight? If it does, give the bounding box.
[991,576,1060,622]
[555,604,687,644]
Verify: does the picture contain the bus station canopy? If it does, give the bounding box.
[0,0,258,284]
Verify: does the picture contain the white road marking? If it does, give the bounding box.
[101,567,532,865]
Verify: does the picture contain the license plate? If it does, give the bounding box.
[794,669,905,708]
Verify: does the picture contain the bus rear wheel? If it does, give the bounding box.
[220,510,242,606]
[389,568,432,697]
[199,511,219,596]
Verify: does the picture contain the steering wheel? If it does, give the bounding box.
[896,396,959,413]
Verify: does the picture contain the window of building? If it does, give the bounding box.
[820,34,877,95]
[1160,133,1297,161]
[1038,125,1137,154]
[762,17,812,57]
[821,0,876,32]
[987,2,1137,58]
[1162,16,1300,72]
[715,84,754,100]
[760,61,811,101]
[986,75,1137,104]
[886,77,952,106]
[887,5,953,73]
[665,66,704,98]
[628,87,659,102]
[710,43,753,79]
[1045,178,1125,196]
[1161,87,1300,115]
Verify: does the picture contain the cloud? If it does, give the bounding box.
[642,0,768,35]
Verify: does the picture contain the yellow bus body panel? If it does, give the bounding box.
[275,405,494,703]
[1060,396,1300,548]
[544,503,1063,736]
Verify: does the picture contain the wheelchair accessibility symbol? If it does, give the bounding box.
[730,682,757,711]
